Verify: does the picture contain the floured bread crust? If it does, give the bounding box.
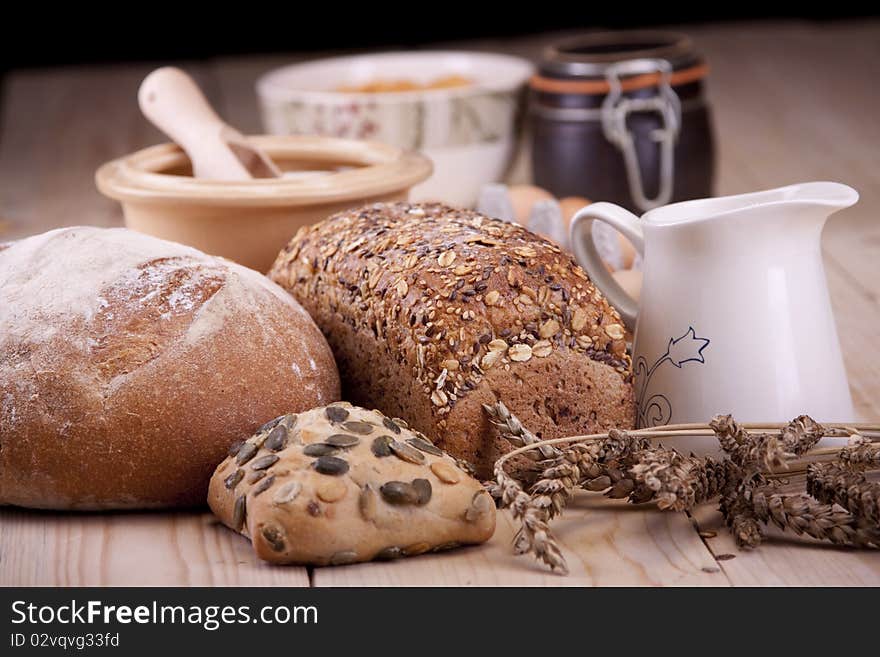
[0,227,340,509]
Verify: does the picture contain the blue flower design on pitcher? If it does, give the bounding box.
[635,327,710,427]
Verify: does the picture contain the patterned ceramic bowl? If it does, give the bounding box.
[257,51,534,207]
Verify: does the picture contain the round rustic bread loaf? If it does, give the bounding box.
[0,227,340,509]
[269,203,634,478]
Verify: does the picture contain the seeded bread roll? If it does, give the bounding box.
[269,203,634,478]
[208,403,495,565]
[0,227,340,509]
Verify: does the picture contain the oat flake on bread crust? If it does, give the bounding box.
[269,202,635,479]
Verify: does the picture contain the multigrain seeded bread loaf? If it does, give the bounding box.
[208,403,495,565]
[0,227,340,510]
[269,203,634,478]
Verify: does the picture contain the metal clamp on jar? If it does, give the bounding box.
[529,31,715,213]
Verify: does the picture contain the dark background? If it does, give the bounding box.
[1,7,875,70]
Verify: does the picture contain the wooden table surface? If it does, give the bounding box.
[1,20,878,586]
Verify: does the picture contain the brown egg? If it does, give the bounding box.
[611,268,643,303]
[558,196,591,234]
[508,185,554,225]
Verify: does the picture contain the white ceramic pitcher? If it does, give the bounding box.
[570,182,857,429]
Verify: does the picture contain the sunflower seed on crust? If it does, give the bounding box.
[253,475,275,496]
[261,524,286,552]
[325,406,350,423]
[433,541,460,552]
[389,440,426,465]
[407,437,442,456]
[382,417,401,434]
[375,546,403,560]
[326,433,360,448]
[342,421,374,435]
[303,443,338,457]
[257,415,285,434]
[264,425,289,451]
[250,454,280,470]
[371,435,394,457]
[313,455,349,475]
[235,442,258,465]
[359,484,378,521]
[246,470,266,484]
[224,469,244,489]
[380,481,420,505]
[412,478,432,505]
[329,550,358,565]
[232,495,246,531]
[465,491,494,523]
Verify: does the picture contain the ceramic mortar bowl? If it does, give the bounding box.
[96,135,432,272]
[256,51,534,207]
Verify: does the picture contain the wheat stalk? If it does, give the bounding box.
[742,486,880,548]
[483,401,561,460]
[807,463,880,525]
[631,449,740,511]
[487,402,880,574]
[493,460,568,574]
[839,441,880,467]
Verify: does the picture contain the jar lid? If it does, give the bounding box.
[541,31,695,78]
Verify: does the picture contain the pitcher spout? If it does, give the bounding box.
[771,181,859,210]
[641,181,858,229]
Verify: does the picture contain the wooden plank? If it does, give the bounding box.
[0,62,220,241]
[0,509,310,587]
[690,503,880,586]
[313,492,729,586]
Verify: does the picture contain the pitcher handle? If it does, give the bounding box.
[569,202,645,331]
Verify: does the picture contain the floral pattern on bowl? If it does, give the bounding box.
[261,90,518,151]
[256,52,533,206]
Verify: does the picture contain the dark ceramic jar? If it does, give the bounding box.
[530,31,715,212]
